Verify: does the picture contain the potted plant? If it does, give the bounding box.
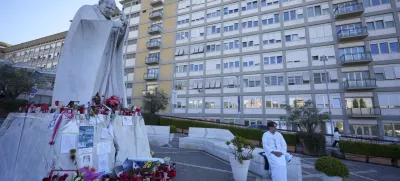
[283,100,330,156]
[315,156,349,181]
[226,136,255,181]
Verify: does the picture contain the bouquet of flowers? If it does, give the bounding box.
[105,96,121,110]
[42,174,69,181]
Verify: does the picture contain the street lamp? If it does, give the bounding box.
[320,55,334,137]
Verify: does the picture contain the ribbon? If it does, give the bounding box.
[48,111,74,145]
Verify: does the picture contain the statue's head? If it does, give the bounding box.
[99,0,116,18]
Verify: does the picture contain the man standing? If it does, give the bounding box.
[53,0,128,106]
[262,121,288,181]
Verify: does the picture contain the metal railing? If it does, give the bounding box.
[344,79,376,89]
[143,73,159,79]
[337,27,368,39]
[333,3,364,18]
[149,10,163,19]
[148,25,162,33]
[147,41,161,48]
[145,56,160,64]
[150,0,164,6]
[340,52,372,64]
[347,107,381,116]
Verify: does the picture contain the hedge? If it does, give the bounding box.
[340,140,400,159]
[170,125,177,133]
[160,117,297,146]
[315,156,349,178]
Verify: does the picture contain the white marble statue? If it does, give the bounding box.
[53,0,127,106]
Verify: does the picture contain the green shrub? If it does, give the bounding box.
[339,140,400,159]
[315,156,349,178]
[160,117,297,146]
[297,132,326,156]
[142,113,160,125]
[0,99,27,117]
[170,125,177,133]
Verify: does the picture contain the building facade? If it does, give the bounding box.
[122,0,400,140]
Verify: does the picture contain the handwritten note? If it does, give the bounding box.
[98,153,109,172]
[100,128,110,139]
[60,134,76,153]
[122,116,133,126]
[97,142,111,155]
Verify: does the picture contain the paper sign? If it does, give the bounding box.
[97,115,105,123]
[97,142,111,155]
[80,154,92,167]
[98,153,109,172]
[108,124,114,138]
[122,116,133,126]
[78,126,94,148]
[101,128,110,139]
[79,148,93,154]
[60,134,76,153]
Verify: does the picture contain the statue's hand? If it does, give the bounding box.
[113,20,123,29]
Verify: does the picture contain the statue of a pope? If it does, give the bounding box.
[53,0,127,106]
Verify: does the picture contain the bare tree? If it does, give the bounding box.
[142,90,169,115]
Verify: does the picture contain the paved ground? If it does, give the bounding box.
[151,133,400,181]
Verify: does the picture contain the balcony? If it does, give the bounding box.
[145,56,160,64]
[337,27,368,42]
[143,73,159,81]
[149,10,163,20]
[334,3,364,20]
[147,41,161,49]
[148,25,162,35]
[142,89,158,95]
[347,107,381,118]
[340,52,373,65]
[344,79,377,90]
[150,0,163,7]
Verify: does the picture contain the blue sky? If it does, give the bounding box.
[0,0,122,45]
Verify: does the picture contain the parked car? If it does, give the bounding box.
[247,124,269,131]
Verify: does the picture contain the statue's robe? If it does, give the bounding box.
[53,4,127,106]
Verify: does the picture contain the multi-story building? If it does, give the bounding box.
[122,0,400,140]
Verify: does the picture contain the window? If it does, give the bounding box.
[205,78,221,89]
[206,43,221,52]
[175,47,188,57]
[174,80,188,90]
[191,11,205,23]
[126,39,137,45]
[125,83,133,88]
[314,72,329,84]
[309,24,332,39]
[207,8,221,19]
[174,99,186,108]
[370,40,399,54]
[192,0,205,6]
[175,64,188,73]
[190,63,204,72]
[224,3,239,15]
[132,0,141,5]
[264,75,284,86]
[129,12,140,18]
[223,21,239,32]
[265,95,285,108]
[242,35,260,48]
[262,13,280,25]
[383,123,400,137]
[207,24,221,35]
[129,25,138,32]
[307,4,329,17]
[366,14,395,31]
[177,15,190,25]
[346,98,373,108]
[223,60,240,69]
[126,53,136,59]
[176,31,189,41]
[191,27,205,39]
[288,72,309,85]
[243,75,261,87]
[188,99,203,108]
[363,0,390,7]
[224,99,238,108]
[224,39,240,50]
[261,0,279,7]
[242,17,259,29]
[263,32,282,44]
[378,93,400,108]
[190,44,204,54]
[205,101,217,108]
[289,95,311,107]
[316,94,341,108]
[189,79,203,89]
[264,55,283,64]
[244,96,262,108]
[242,0,258,11]
[178,0,190,10]
[283,9,303,21]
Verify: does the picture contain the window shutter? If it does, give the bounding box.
[303,72,310,81]
[384,14,393,21]
[374,67,384,73]
[297,8,303,15]
[205,81,210,89]
[321,4,329,9]
[216,80,221,88]
[384,67,395,80]
[198,81,203,89]
[330,71,338,81]
[175,49,180,56]
[394,67,400,79]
